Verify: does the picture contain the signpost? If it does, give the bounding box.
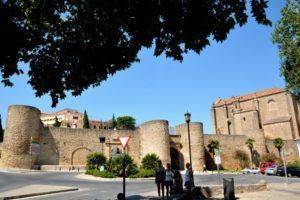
[99,136,105,154]
[282,148,288,185]
[214,149,221,185]
[119,136,130,199]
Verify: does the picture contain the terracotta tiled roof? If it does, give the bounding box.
[213,87,285,106]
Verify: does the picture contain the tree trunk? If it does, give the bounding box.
[250,148,253,168]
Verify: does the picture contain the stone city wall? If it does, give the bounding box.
[0,105,41,169]
[204,134,249,170]
[139,120,171,166]
[265,139,299,162]
[39,127,140,166]
[176,122,205,171]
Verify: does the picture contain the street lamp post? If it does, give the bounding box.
[185,112,194,187]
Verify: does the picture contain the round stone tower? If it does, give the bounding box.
[0,105,41,169]
[139,120,171,166]
[176,122,205,171]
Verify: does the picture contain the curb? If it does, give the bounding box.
[0,188,78,200]
[76,174,155,182]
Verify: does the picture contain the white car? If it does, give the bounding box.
[242,168,260,174]
[265,165,277,175]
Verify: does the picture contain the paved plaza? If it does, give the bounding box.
[1,171,300,199]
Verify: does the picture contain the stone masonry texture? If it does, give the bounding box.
[0,104,299,170]
[0,105,41,169]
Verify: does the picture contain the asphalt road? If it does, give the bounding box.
[1,171,299,200]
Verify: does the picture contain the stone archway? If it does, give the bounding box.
[170,147,183,170]
[71,147,92,165]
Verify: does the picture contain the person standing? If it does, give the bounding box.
[155,160,165,199]
[165,163,174,198]
[184,163,193,190]
[203,164,207,173]
[173,170,183,194]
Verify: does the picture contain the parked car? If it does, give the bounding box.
[242,168,260,174]
[276,166,300,177]
[265,165,277,175]
[260,162,276,174]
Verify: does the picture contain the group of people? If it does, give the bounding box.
[155,160,194,199]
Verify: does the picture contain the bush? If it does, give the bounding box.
[106,154,139,177]
[86,169,117,178]
[260,153,279,164]
[234,150,250,169]
[86,152,107,170]
[141,153,160,170]
[135,169,156,178]
[287,160,300,168]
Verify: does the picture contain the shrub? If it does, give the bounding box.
[106,154,139,177]
[86,169,117,178]
[86,152,107,170]
[207,140,220,156]
[136,169,156,178]
[234,150,250,169]
[287,160,300,168]
[260,153,278,164]
[141,153,160,170]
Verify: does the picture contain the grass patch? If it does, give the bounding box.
[86,169,117,178]
[129,169,155,178]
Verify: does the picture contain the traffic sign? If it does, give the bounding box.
[214,155,221,165]
[119,136,130,148]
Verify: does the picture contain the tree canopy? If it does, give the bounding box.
[272,0,300,99]
[116,116,136,130]
[245,138,255,151]
[0,0,271,106]
[273,137,284,157]
[0,114,3,142]
[83,110,90,129]
[207,139,220,156]
[53,116,61,127]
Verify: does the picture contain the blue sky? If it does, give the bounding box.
[0,1,286,133]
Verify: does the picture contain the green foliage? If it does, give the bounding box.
[287,160,300,169]
[234,150,250,169]
[116,116,136,130]
[0,1,271,107]
[260,153,279,164]
[129,169,156,178]
[86,152,107,170]
[207,140,220,156]
[272,0,300,99]
[0,114,3,142]
[111,114,117,129]
[245,138,255,151]
[273,138,284,155]
[245,138,255,166]
[141,153,160,170]
[86,169,117,178]
[83,110,90,129]
[106,154,139,177]
[53,116,61,127]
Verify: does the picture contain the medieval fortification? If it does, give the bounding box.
[0,88,299,171]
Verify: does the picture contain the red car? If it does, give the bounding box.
[260,162,275,174]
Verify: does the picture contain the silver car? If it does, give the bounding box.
[242,168,260,174]
[265,165,277,175]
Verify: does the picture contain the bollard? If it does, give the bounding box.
[223,178,235,200]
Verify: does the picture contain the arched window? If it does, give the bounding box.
[267,99,277,112]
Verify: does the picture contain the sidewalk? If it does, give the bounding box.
[213,183,300,200]
[0,185,78,199]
